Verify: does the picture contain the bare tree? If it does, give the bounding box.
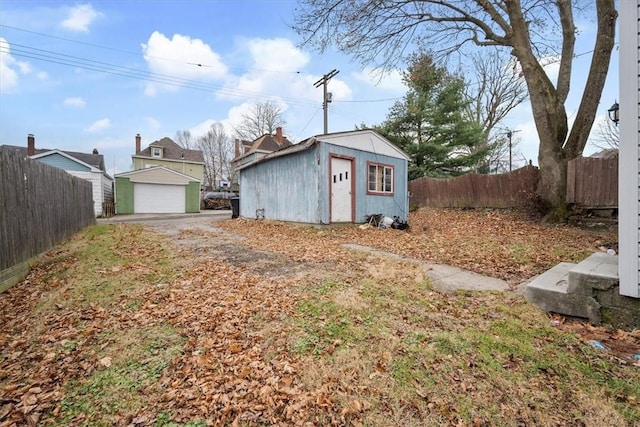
[589,117,619,152]
[464,50,528,171]
[198,122,233,190]
[234,100,286,141]
[293,0,617,210]
[175,129,196,149]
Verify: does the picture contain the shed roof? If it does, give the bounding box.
[237,129,409,171]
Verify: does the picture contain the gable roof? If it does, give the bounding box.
[1,145,107,172]
[115,165,200,185]
[237,129,409,171]
[232,133,293,165]
[314,129,410,160]
[250,133,293,152]
[135,137,205,163]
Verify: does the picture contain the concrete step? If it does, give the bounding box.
[567,252,619,295]
[524,261,602,323]
[526,253,640,328]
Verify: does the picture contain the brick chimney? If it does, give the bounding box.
[275,127,283,145]
[92,148,99,155]
[135,133,141,154]
[27,134,35,156]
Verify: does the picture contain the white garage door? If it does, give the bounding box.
[134,183,185,213]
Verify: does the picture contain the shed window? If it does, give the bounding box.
[368,163,393,194]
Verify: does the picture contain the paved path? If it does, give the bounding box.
[343,243,510,293]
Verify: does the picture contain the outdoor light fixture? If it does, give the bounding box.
[608,101,619,125]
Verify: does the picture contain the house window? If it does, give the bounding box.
[368,162,393,194]
[151,147,162,158]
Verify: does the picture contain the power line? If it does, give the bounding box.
[0,42,320,108]
[0,23,304,75]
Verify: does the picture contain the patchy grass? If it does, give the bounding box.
[1,209,637,426]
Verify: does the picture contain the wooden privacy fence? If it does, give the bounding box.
[0,147,95,283]
[408,165,540,208]
[566,156,618,207]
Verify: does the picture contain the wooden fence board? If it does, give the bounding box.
[566,157,618,207]
[409,158,618,210]
[408,166,539,208]
[0,147,95,272]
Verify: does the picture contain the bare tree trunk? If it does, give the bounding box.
[507,0,616,208]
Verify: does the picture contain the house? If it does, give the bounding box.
[237,129,409,224]
[115,134,205,214]
[1,134,113,217]
[114,166,201,214]
[131,133,205,181]
[231,127,292,180]
[619,0,640,299]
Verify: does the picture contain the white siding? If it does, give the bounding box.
[67,170,103,217]
[318,130,410,160]
[619,0,640,297]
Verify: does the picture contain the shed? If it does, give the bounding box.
[115,166,200,214]
[238,129,409,224]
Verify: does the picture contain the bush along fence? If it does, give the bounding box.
[0,147,96,292]
[408,165,540,209]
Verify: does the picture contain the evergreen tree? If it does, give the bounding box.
[378,54,485,179]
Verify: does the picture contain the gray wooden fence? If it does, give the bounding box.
[566,156,618,207]
[408,165,540,208]
[0,147,95,283]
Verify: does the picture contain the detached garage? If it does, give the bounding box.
[115,166,200,214]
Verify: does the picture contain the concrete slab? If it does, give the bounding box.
[342,243,510,293]
[98,210,231,224]
[568,252,619,294]
[524,262,602,323]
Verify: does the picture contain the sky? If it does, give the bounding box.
[0,1,620,176]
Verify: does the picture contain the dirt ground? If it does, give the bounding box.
[1,208,637,426]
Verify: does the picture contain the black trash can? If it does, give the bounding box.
[230,197,240,219]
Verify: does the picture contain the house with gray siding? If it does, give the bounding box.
[619,0,640,298]
[237,129,409,224]
[2,134,113,217]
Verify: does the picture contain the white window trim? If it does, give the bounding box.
[367,162,394,194]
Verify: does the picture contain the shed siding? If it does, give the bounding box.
[319,143,408,223]
[239,147,321,223]
[619,0,640,297]
[239,139,408,224]
[36,153,90,172]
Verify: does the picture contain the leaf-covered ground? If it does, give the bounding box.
[1,208,637,426]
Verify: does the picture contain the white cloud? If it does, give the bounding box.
[0,38,35,92]
[64,97,86,108]
[17,62,32,74]
[142,31,227,94]
[86,118,111,132]
[60,4,102,32]
[218,38,317,102]
[0,39,19,92]
[37,71,49,81]
[145,117,161,130]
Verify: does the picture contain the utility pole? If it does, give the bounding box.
[506,129,521,172]
[313,69,339,134]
